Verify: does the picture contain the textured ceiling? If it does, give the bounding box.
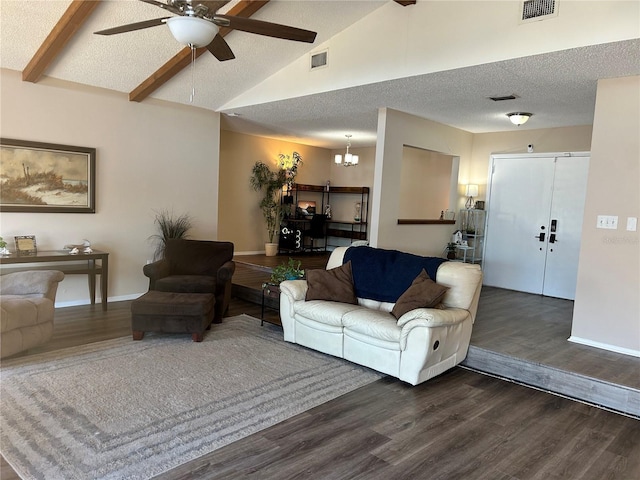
[219,39,640,147]
[1,1,639,149]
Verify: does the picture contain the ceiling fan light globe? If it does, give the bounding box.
[166,16,219,48]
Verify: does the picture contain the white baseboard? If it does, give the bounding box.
[568,336,640,358]
[55,293,144,309]
[235,250,267,256]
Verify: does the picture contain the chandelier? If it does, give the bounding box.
[334,135,359,167]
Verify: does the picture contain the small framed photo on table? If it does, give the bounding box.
[15,235,37,255]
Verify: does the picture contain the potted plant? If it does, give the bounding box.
[0,236,9,255]
[269,257,305,284]
[250,161,287,256]
[149,209,193,260]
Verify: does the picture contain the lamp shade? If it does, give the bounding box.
[466,184,479,197]
[166,16,219,47]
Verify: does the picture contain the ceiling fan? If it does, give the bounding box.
[94,0,317,62]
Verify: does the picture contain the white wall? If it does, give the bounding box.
[0,69,220,306]
[570,76,640,356]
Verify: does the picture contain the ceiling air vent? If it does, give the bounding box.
[520,0,558,23]
[310,50,328,71]
[489,94,519,102]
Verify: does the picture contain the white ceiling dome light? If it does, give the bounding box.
[507,112,533,126]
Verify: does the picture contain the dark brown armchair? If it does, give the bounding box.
[143,239,235,323]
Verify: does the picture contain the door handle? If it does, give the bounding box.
[549,233,556,243]
[535,232,546,242]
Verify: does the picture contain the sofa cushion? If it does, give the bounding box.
[305,261,357,304]
[342,309,401,343]
[343,246,447,303]
[295,300,363,327]
[391,270,449,319]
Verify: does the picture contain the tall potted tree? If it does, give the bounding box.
[250,162,287,256]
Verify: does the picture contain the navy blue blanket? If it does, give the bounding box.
[343,246,447,303]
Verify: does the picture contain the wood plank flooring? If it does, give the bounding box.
[463,286,640,417]
[3,300,639,480]
[2,256,639,479]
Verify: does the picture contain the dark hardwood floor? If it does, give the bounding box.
[2,256,639,479]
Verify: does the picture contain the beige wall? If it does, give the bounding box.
[400,147,454,219]
[0,69,220,306]
[571,76,640,355]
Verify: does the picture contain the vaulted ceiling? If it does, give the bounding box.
[1,0,639,148]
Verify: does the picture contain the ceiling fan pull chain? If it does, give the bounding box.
[189,44,196,103]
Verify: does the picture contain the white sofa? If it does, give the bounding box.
[279,246,483,385]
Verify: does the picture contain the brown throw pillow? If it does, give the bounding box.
[391,269,448,319]
[305,261,358,304]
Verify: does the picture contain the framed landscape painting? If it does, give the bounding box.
[0,138,96,213]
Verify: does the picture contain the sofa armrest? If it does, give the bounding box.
[279,279,308,343]
[217,260,236,284]
[397,307,469,328]
[398,308,471,351]
[0,270,65,301]
[279,279,308,301]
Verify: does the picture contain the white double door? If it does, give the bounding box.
[483,153,590,300]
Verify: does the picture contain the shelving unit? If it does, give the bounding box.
[456,209,486,265]
[279,184,369,252]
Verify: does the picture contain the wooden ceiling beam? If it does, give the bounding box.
[129,0,269,102]
[22,0,101,83]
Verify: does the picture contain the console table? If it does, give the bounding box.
[0,250,109,310]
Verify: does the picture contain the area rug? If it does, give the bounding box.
[0,314,383,479]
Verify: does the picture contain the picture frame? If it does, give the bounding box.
[0,138,96,213]
[15,235,37,256]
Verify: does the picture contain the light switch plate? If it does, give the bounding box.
[627,217,638,232]
[597,215,618,229]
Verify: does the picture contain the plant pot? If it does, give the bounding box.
[265,242,278,257]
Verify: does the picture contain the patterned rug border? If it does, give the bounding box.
[0,314,383,479]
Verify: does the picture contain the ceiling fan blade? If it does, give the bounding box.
[213,15,317,43]
[138,0,183,15]
[94,17,169,35]
[207,34,235,61]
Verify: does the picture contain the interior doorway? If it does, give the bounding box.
[483,153,590,300]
